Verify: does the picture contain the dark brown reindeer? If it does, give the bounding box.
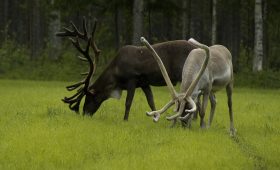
[56,18,196,120]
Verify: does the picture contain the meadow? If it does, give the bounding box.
[0,79,279,169]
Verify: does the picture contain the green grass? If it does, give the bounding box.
[0,79,279,169]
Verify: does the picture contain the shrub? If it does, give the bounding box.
[234,70,280,89]
[0,40,115,81]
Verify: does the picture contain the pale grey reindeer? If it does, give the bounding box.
[140,37,236,136]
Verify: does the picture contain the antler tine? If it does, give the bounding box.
[56,19,88,41]
[62,94,81,103]
[82,17,88,39]
[83,38,95,90]
[66,81,85,91]
[77,56,88,62]
[56,27,75,37]
[63,95,80,104]
[85,37,91,54]
[166,100,186,120]
[178,97,197,120]
[68,93,84,112]
[65,37,93,92]
[91,18,97,39]
[70,21,87,40]
[80,72,89,76]
[70,38,93,90]
[184,38,210,98]
[68,37,95,93]
[140,37,178,100]
[90,18,101,63]
[63,88,83,101]
[69,103,80,112]
[70,38,84,54]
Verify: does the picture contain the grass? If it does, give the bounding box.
[0,79,279,169]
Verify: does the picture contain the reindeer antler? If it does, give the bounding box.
[140,37,208,123]
[140,37,178,100]
[56,18,100,113]
[166,38,210,121]
[140,37,179,122]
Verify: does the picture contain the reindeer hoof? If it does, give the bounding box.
[200,122,206,129]
[182,122,191,129]
[153,117,159,122]
[229,128,237,137]
[153,114,160,122]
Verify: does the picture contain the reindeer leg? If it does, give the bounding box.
[226,83,236,136]
[141,86,156,111]
[193,93,202,120]
[200,92,209,128]
[170,118,178,128]
[124,81,136,121]
[208,92,216,127]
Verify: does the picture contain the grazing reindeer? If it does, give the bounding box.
[141,37,236,135]
[56,18,196,120]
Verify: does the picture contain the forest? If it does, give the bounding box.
[0,0,280,83]
[1,1,280,169]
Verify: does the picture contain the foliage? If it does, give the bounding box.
[1,0,280,86]
[0,40,114,81]
[0,40,29,74]
[1,40,280,88]
[234,70,280,89]
[0,80,279,169]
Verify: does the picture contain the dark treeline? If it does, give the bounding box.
[0,0,280,81]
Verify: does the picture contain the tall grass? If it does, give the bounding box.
[0,79,279,169]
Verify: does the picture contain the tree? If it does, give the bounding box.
[253,0,264,72]
[189,0,200,40]
[181,0,187,40]
[114,2,121,49]
[49,0,61,60]
[1,0,9,41]
[211,0,217,45]
[30,0,42,60]
[132,0,143,45]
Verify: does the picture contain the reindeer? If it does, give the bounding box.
[141,37,236,136]
[56,18,196,120]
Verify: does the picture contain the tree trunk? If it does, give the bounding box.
[49,0,61,60]
[148,5,152,42]
[253,0,263,72]
[231,0,241,72]
[132,0,143,45]
[187,0,192,37]
[3,0,9,41]
[211,0,217,45]
[182,0,187,40]
[0,3,3,41]
[262,0,268,69]
[114,3,121,50]
[190,0,201,40]
[30,0,41,60]
[164,13,172,40]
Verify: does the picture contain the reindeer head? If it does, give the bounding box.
[82,82,117,115]
[56,17,102,115]
[82,90,103,115]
